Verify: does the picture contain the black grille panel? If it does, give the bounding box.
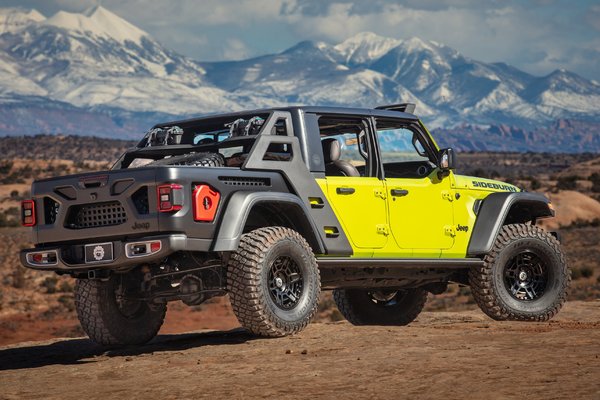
[132,187,149,215]
[66,201,127,229]
[218,176,271,187]
[43,197,59,225]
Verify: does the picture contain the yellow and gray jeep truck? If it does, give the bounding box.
[20,104,570,346]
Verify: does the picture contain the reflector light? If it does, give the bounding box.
[150,241,161,252]
[125,240,162,258]
[21,200,36,226]
[193,184,220,222]
[26,250,58,265]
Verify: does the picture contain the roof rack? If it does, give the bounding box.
[375,103,416,114]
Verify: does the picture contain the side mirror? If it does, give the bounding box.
[438,148,456,171]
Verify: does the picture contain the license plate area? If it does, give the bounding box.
[84,242,114,264]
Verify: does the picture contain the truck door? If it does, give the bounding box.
[374,119,454,255]
[316,115,388,250]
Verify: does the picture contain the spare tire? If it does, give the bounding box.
[149,152,224,167]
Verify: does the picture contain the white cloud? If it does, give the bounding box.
[221,38,250,60]
[3,0,599,79]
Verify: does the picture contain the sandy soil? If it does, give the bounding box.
[541,190,600,229]
[0,301,598,400]
[0,298,240,346]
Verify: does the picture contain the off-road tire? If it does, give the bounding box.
[469,223,570,321]
[333,288,428,326]
[75,276,166,346]
[227,227,321,337]
[148,152,224,167]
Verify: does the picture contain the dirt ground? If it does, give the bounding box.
[0,300,598,400]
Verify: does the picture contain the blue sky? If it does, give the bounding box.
[4,0,600,80]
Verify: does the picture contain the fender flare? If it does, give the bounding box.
[211,191,325,253]
[467,192,554,256]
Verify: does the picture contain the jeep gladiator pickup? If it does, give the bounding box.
[20,104,570,346]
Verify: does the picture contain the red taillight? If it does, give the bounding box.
[21,200,36,226]
[157,184,183,212]
[192,184,220,222]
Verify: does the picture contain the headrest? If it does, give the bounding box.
[321,138,341,163]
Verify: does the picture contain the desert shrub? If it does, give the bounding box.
[0,160,13,175]
[12,267,26,289]
[468,168,500,179]
[58,294,75,311]
[571,267,592,280]
[58,280,74,293]
[530,177,541,190]
[565,218,600,229]
[458,286,471,296]
[590,172,600,193]
[580,267,594,279]
[41,276,58,293]
[0,211,19,227]
[556,175,579,190]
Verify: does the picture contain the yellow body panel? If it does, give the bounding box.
[317,173,521,259]
[316,178,388,252]
[442,174,521,258]
[386,171,454,251]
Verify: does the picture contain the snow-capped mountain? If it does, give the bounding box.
[0,6,239,116]
[0,6,599,147]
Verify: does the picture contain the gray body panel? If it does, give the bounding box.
[30,166,290,246]
[212,191,324,253]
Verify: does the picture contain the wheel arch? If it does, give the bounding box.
[212,191,325,254]
[467,192,554,257]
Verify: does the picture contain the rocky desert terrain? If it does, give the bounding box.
[0,301,599,400]
[0,136,599,399]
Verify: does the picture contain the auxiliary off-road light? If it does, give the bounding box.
[192,184,220,222]
[125,240,162,258]
[21,200,36,226]
[26,250,58,265]
[157,184,184,212]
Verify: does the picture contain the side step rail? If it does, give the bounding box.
[316,258,484,269]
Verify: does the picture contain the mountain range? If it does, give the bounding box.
[0,6,599,152]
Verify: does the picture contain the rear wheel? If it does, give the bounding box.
[333,288,428,326]
[469,223,570,321]
[227,227,320,337]
[74,274,166,346]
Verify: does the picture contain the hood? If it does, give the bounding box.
[454,174,521,193]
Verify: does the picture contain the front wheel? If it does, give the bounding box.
[333,288,428,326]
[74,274,166,346]
[227,227,321,337]
[469,223,570,321]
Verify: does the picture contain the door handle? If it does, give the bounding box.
[391,189,409,197]
[336,187,355,195]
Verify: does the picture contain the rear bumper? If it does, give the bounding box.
[20,234,211,272]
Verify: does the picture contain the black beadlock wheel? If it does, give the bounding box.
[74,274,166,346]
[333,288,428,326]
[227,227,321,337]
[469,223,570,321]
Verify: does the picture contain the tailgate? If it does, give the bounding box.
[32,168,158,244]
